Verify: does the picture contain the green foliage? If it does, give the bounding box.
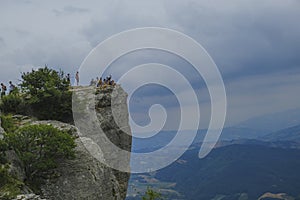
[142,188,162,200]
[0,92,26,115]
[0,164,23,200]
[0,164,10,188]
[9,86,19,95]
[0,146,22,200]
[0,67,73,122]
[0,139,8,164]
[20,67,72,122]
[5,124,76,180]
[0,115,18,133]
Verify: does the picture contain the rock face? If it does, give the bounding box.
[5,150,26,183]
[42,86,132,200]
[40,127,125,200]
[1,86,132,200]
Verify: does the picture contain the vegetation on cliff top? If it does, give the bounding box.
[0,67,72,123]
[0,67,76,198]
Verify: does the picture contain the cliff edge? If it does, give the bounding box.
[1,85,132,200]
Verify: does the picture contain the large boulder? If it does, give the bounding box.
[40,130,123,200]
[39,86,132,200]
[1,85,132,200]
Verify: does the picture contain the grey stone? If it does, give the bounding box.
[5,150,26,182]
[13,194,46,200]
[40,86,131,200]
[1,86,132,200]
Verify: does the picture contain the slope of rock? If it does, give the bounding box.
[1,85,132,200]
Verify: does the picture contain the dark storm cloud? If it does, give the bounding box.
[79,0,300,85]
[161,0,300,79]
[0,0,299,127]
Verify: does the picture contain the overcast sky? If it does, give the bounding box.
[0,0,299,131]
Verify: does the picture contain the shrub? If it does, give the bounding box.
[0,92,26,115]
[5,124,76,180]
[20,67,72,122]
[0,115,18,134]
[0,140,22,200]
[142,188,162,200]
[0,164,10,187]
[0,67,73,122]
[0,164,23,200]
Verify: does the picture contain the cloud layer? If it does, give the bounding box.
[0,0,299,129]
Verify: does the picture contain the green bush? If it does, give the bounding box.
[20,67,72,122]
[5,124,76,180]
[0,164,10,187]
[0,115,18,134]
[0,164,23,200]
[142,188,162,200]
[0,67,73,122]
[0,92,26,115]
[0,141,22,200]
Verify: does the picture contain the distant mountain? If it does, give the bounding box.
[213,124,300,150]
[236,108,300,132]
[152,144,300,200]
[132,108,300,152]
[132,127,266,152]
[218,127,266,140]
[213,139,300,150]
[260,124,300,142]
[129,109,300,200]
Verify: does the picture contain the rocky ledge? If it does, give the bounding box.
[1,85,132,200]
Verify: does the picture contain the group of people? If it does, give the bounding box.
[66,72,116,88]
[1,72,116,98]
[0,81,16,97]
[65,71,80,86]
[89,75,116,87]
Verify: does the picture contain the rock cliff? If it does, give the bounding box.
[1,85,132,200]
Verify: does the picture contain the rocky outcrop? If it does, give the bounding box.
[5,150,26,183]
[39,121,125,200]
[42,85,131,200]
[1,85,132,200]
[72,85,132,199]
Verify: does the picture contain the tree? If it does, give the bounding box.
[0,90,25,114]
[142,188,162,200]
[20,67,72,122]
[5,124,76,180]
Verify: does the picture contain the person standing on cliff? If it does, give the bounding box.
[1,83,7,97]
[75,71,79,86]
[9,81,16,94]
[97,77,103,87]
[66,73,71,86]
